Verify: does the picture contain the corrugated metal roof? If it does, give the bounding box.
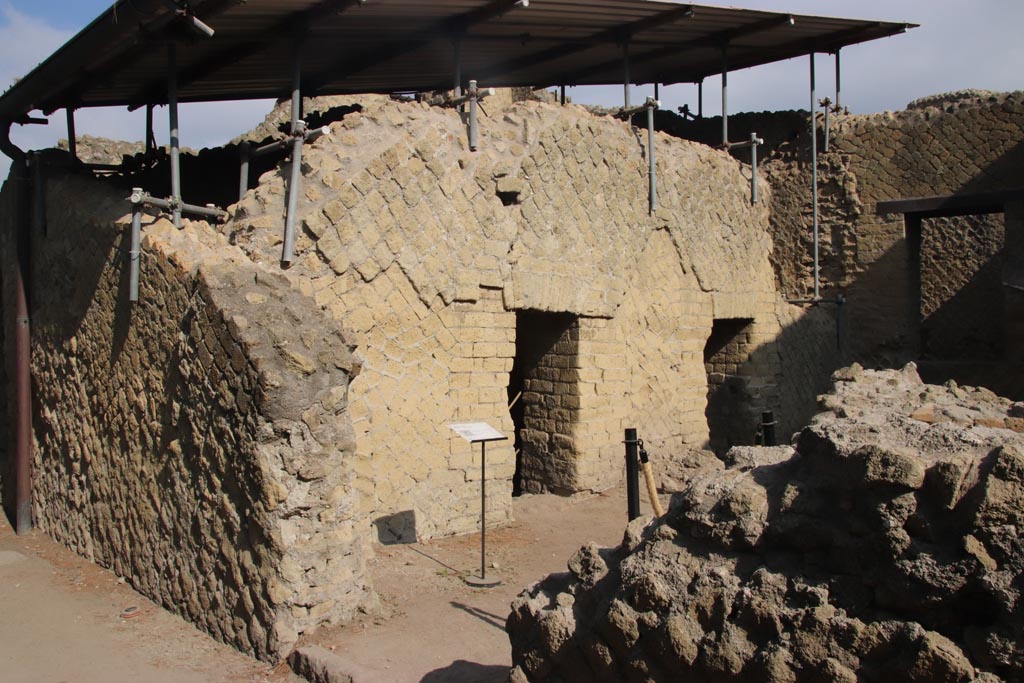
[0,0,913,121]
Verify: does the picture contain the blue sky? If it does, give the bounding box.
[1,0,1022,178]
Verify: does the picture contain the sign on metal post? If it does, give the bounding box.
[449,422,507,587]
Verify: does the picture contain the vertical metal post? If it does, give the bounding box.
[129,189,143,303]
[760,411,776,447]
[65,108,77,160]
[625,428,640,521]
[654,82,660,101]
[560,85,566,106]
[167,42,182,228]
[721,46,729,146]
[647,103,657,214]
[698,79,703,119]
[750,132,759,205]
[810,51,819,300]
[453,38,463,98]
[823,99,831,152]
[468,80,480,152]
[282,38,304,265]
[11,158,32,534]
[238,142,251,202]
[835,48,842,110]
[480,440,487,580]
[145,104,155,155]
[623,41,631,109]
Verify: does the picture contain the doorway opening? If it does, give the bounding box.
[508,310,579,496]
[704,317,756,455]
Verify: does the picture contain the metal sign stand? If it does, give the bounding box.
[449,422,507,588]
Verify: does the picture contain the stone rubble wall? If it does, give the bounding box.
[508,365,1024,682]
[6,169,374,659]
[226,94,814,539]
[656,91,1024,385]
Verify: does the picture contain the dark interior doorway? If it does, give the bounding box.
[704,317,756,455]
[508,310,579,496]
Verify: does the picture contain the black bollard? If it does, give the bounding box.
[761,411,777,447]
[624,428,640,521]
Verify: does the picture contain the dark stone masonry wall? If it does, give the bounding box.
[657,91,1024,393]
[2,170,375,659]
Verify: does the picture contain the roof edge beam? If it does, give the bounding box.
[37,0,238,115]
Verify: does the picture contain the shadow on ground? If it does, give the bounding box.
[420,660,509,683]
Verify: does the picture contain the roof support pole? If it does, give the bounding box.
[282,36,305,265]
[810,51,820,300]
[698,79,703,119]
[145,104,155,155]
[1,122,32,534]
[834,48,842,109]
[560,85,566,106]
[65,108,76,160]
[647,100,657,214]
[167,42,182,228]
[238,142,251,202]
[454,38,463,98]
[623,41,631,109]
[721,45,729,147]
[654,82,660,101]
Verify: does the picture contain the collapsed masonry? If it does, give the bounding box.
[508,364,1024,682]
[2,93,837,658]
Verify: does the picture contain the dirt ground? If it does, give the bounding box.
[308,487,656,682]
[0,521,302,683]
[0,487,657,683]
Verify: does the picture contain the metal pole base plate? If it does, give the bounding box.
[464,574,501,588]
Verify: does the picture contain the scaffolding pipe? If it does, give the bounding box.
[821,97,832,152]
[721,46,729,146]
[810,51,820,300]
[835,48,842,109]
[146,104,155,155]
[129,188,229,221]
[647,100,657,213]
[238,142,250,202]
[66,108,76,160]
[729,132,764,204]
[129,189,143,302]
[167,43,181,228]
[560,85,566,105]
[1,122,32,534]
[698,79,703,118]
[654,82,660,101]
[623,42,631,108]
[282,39,304,265]
[454,38,463,99]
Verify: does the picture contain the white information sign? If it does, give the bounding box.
[448,422,506,443]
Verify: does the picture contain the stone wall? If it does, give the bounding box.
[656,91,1024,378]
[4,168,375,659]
[225,94,815,539]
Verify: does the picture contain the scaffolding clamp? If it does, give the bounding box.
[728,132,764,205]
[126,188,228,303]
[617,97,661,215]
[429,80,495,151]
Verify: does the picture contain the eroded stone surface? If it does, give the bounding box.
[508,365,1024,682]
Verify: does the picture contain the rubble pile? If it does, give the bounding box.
[508,364,1024,682]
